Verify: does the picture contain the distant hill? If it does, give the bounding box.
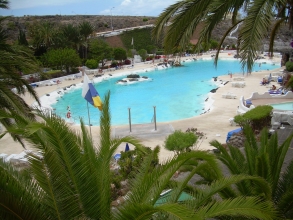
[3,15,292,53]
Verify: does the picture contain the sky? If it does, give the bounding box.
[0,0,179,17]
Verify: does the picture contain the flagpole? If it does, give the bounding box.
[86,102,92,138]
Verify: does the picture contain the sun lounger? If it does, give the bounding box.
[232,82,245,88]
[222,92,237,99]
[233,77,245,81]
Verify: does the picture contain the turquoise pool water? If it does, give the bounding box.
[271,102,293,111]
[52,59,279,125]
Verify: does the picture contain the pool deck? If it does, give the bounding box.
[1,52,292,162]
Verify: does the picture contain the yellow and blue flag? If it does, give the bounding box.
[82,74,102,110]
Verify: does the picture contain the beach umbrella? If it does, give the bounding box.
[125,143,130,152]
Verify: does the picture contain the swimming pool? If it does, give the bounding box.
[271,102,293,111]
[50,58,279,125]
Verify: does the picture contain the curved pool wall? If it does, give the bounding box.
[39,58,279,126]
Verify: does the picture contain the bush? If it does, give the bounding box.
[234,105,273,132]
[46,70,64,78]
[71,67,80,74]
[164,130,198,155]
[156,51,164,55]
[111,61,118,67]
[85,59,99,69]
[124,59,131,65]
[285,61,293,72]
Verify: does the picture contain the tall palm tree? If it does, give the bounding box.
[0,17,40,146]
[210,125,293,218]
[29,21,58,51]
[152,0,293,72]
[79,21,94,59]
[0,92,278,219]
[60,23,82,52]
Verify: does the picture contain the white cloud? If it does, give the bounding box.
[121,0,131,6]
[9,0,86,10]
[103,0,177,16]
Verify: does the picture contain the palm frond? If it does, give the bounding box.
[238,0,275,72]
[194,196,277,219]
[0,159,46,219]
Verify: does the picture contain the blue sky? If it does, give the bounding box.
[0,0,179,17]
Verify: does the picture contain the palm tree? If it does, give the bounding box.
[29,21,58,51]
[79,21,94,59]
[60,24,82,52]
[210,125,293,218]
[152,0,293,72]
[0,18,40,146]
[0,0,9,9]
[0,92,278,219]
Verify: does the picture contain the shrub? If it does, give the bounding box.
[164,130,198,155]
[85,59,98,69]
[234,105,273,132]
[285,61,293,72]
[111,61,118,67]
[156,51,164,55]
[71,67,80,74]
[46,70,64,78]
[285,75,293,91]
[124,59,131,65]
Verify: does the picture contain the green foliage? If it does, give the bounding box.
[41,48,81,74]
[156,50,164,55]
[138,49,147,61]
[286,61,293,72]
[85,59,98,69]
[234,105,273,132]
[17,29,28,46]
[46,70,64,78]
[113,47,127,61]
[146,45,157,54]
[118,146,159,179]
[7,21,16,29]
[60,23,81,51]
[143,18,149,22]
[120,28,161,51]
[210,39,219,49]
[164,130,198,155]
[210,125,293,218]
[285,75,293,91]
[89,38,112,66]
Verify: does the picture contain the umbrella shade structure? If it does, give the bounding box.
[125,143,130,152]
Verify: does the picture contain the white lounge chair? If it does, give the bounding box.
[222,92,237,99]
[232,82,246,88]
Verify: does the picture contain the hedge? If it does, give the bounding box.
[234,105,273,132]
